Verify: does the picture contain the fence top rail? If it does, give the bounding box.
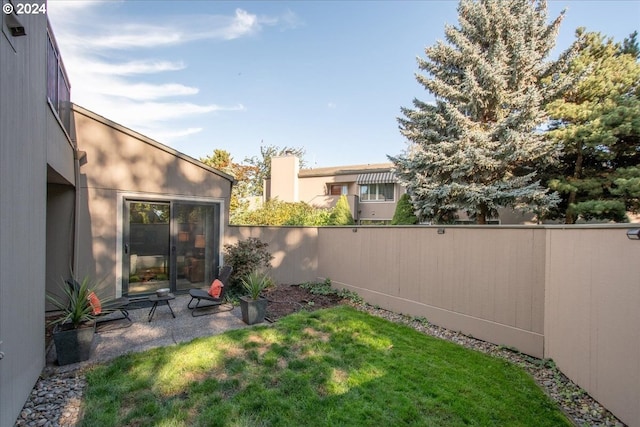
[314,224,639,230]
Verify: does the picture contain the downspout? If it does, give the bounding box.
[72,129,86,277]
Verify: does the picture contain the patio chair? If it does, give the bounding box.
[187,265,233,317]
[66,279,131,325]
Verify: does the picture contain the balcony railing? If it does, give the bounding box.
[46,23,71,136]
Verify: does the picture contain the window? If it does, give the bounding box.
[47,28,71,135]
[359,183,394,202]
[330,184,347,195]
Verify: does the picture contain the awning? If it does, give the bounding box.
[356,172,396,185]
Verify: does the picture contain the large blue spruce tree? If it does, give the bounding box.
[390,0,579,224]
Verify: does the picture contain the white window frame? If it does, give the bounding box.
[359,183,395,202]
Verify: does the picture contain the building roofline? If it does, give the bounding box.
[299,162,394,178]
[72,104,236,184]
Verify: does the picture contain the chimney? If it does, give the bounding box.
[269,155,300,202]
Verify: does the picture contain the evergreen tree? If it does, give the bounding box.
[329,195,355,225]
[391,193,419,225]
[621,31,639,59]
[545,30,640,223]
[390,0,579,224]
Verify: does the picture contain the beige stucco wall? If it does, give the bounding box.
[227,226,319,285]
[317,226,546,358]
[72,105,233,299]
[231,224,639,426]
[0,12,72,426]
[270,155,299,202]
[46,184,76,303]
[298,174,359,205]
[544,227,640,427]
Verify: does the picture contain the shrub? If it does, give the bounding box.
[391,193,419,225]
[329,195,355,225]
[232,199,332,226]
[224,237,274,291]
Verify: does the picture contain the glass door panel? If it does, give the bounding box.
[124,201,171,296]
[175,203,220,292]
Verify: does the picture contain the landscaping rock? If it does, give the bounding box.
[18,285,626,426]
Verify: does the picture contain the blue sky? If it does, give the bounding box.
[47,1,639,168]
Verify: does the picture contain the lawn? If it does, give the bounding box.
[79,306,570,426]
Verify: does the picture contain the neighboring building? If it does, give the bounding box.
[265,155,537,225]
[1,10,232,425]
[266,155,405,224]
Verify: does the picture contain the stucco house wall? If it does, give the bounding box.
[268,156,404,223]
[71,105,234,300]
[0,11,75,426]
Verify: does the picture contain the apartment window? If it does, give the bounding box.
[359,183,394,202]
[330,184,347,195]
[47,28,71,135]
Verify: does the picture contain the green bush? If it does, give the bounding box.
[232,199,332,226]
[391,193,419,225]
[224,237,274,291]
[329,195,355,225]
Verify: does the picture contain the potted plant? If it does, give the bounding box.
[46,276,98,365]
[239,271,273,325]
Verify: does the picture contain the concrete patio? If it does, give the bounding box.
[45,293,250,373]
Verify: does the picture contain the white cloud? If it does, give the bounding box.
[81,59,186,76]
[50,7,268,51]
[99,82,199,101]
[279,8,305,30]
[146,127,204,141]
[46,2,295,144]
[223,8,260,40]
[85,26,185,49]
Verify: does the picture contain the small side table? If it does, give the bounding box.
[148,293,176,322]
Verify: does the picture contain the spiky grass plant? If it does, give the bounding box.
[46,276,96,329]
[240,271,274,300]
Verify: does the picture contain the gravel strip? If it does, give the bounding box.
[15,370,86,427]
[16,303,626,426]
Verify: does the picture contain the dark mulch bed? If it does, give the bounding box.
[263,284,344,322]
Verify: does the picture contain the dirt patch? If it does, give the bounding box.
[263,284,344,322]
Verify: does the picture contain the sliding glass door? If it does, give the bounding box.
[174,202,221,292]
[122,199,221,297]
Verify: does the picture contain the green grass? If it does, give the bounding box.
[79,306,570,427]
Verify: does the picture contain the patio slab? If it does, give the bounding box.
[45,293,250,373]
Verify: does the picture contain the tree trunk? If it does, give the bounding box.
[477,204,488,224]
[566,142,584,224]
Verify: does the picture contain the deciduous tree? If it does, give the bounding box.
[200,149,253,220]
[244,145,306,197]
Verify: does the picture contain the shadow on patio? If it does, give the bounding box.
[45,294,249,373]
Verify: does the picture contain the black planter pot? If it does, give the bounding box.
[240,296,268,325]
[52,323,95,365]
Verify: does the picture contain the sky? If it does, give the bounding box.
[47,0,640,169]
